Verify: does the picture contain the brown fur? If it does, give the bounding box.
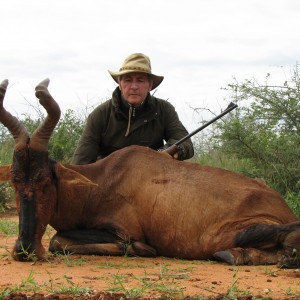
[0,78,299,266]
[53,147,299,261]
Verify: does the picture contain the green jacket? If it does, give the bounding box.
[71,87,194,164]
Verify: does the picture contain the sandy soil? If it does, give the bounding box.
[0,210,299,300]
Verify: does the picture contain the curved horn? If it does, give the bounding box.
[31,79,61,150]
[0,79,29,148]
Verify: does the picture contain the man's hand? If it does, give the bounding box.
[158,149,178,159]
[172,152,179,159]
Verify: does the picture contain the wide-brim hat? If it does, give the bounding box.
[108,53,164,90]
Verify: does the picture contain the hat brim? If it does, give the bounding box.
[108,70,164,90]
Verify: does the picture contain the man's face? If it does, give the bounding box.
[119,73,153,106]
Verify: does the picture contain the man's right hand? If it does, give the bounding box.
[158,149,178,159]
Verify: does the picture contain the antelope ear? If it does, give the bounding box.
[54,163,98,187]
[0,165,11,182]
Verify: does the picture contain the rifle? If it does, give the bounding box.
[163,102,238,156]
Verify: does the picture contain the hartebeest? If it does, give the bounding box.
[0,79,299,267]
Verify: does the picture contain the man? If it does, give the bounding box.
[71,53,194,164]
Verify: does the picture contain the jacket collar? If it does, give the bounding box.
[112,87,153,115]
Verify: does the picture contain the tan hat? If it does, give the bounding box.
[108,53,164,90]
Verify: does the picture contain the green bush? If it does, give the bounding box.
[49,109,84,163]
[0,183,13,212]
[285,192,300,218]
[193,64,300,216]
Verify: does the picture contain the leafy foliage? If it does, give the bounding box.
[49,109,85,163]
[201,64,300,216]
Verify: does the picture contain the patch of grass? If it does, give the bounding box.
[153,281,184,298]
[105,262,189,299]
[107,272,184,299]
[0,245,10,260]
[263,266,279,277]
[54,275,93,296]
[14,243,39,262]
[108,274,146,298]
[0,288,11,300]
[157,263,192,280]
[54,248,88,267]
[286,286,300,298]
[1,270,41,294]
[0,218,18,236]
[225,270,251,299]
[96,258,155,270]
[0,270,93,299]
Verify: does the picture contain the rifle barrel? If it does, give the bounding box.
[174,102,238,146]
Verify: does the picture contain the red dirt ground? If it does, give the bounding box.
[0,210,299,300]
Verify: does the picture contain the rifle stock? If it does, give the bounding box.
[163,102,238,156]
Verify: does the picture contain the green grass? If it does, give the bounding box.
[0,218,18,236]
[225,271,251,299]
[107,272,185,299]
[54,250,88,267]
[0,270,93,300]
